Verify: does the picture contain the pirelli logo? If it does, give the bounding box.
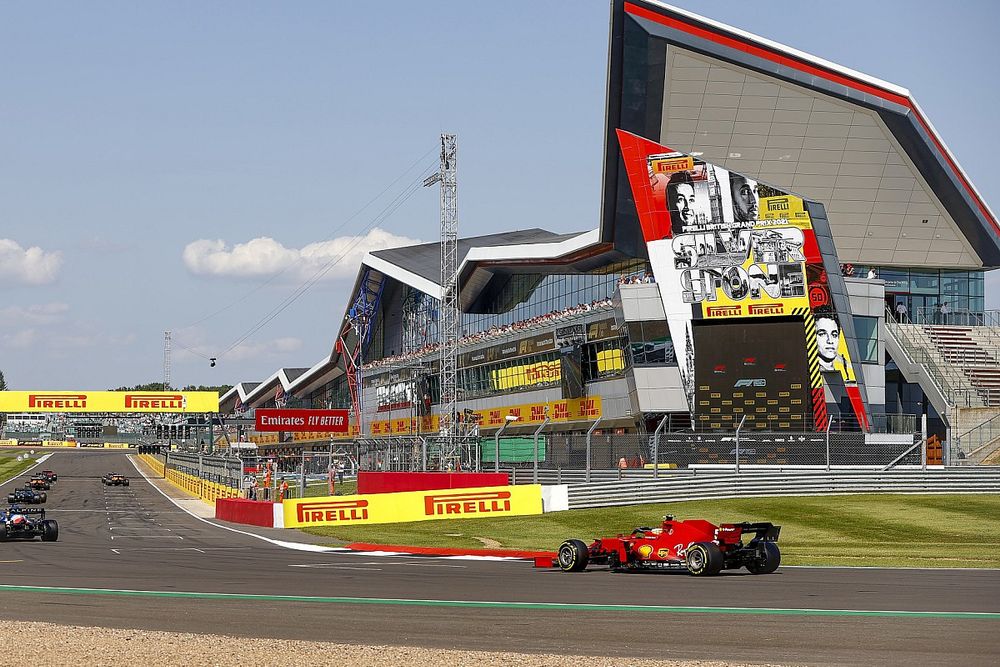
[705,305,741,318]
[767,197,791,211]
[748,303,784,315]
[296,499,369,523]
[28,394,87,409]
[424,491,512,516]
[125,394,187,410]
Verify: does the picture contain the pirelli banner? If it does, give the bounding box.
[282,485,543,528]
[0,391,219,414]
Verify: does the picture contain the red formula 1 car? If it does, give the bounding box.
[555,515,781,576]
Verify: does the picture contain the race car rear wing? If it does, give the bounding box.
[5,506,45,517]
[719,521,781,542]
[735,522,780,542]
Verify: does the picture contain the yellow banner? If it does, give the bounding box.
[368,396,603,435]
[0,391,218,413]
[283,484,542,528]
[43,440,77,447]
[104,443,131,449]
[0,439,17,447]
[492,360,560,391]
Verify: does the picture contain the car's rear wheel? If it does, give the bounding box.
[124,480,129,486]
[6,495,13,504]
[685,542,724,576]
[557,539,590,572]
[746,542,781,574]
[41,520,58,542]
[39,493,47,503]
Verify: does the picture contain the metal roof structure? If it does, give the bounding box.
[601,0,1000,268]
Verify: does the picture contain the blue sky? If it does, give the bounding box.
[2,1,998,389]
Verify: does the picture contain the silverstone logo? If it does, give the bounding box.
[424,491,512,516]
[28,394,87,409]
[125,394,187,410]
[296,499,369,523]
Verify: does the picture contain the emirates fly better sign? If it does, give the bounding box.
[254,408,350,433]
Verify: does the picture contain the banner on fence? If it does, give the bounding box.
[282,484,543,528]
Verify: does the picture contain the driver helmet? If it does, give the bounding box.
[10,514,27,526]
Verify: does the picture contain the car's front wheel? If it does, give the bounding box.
[557,539,590,572]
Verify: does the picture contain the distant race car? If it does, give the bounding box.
[40,470,58,483]
[0,506,58,541]
[7,487,45,505]
[553,515,781,576]
[101,473,129,487]
[27,475,51,490]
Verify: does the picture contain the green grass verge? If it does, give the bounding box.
[301,480,357,497]
[0,454,40,484]
[298,494,1000,568]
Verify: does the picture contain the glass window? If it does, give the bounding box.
[878,268,909,293]
[852,316,879,363]
[941,272,969,296]
[971,273,985,298]
[909,270,939,295]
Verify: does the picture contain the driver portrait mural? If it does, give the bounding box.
[730,172,759,222]
[814,307,844,373]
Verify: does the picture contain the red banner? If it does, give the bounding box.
[254,409,349,433]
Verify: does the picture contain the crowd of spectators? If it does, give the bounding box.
[362,297,615,371]
[618,272,655,285]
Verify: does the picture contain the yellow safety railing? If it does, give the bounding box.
[137,454,239,505]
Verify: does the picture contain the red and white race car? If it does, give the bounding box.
[553,515,781,576]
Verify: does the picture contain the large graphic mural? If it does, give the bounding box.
[617,129,868,431]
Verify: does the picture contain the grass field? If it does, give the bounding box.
[299,494,1000,568]
[0,451,40,484]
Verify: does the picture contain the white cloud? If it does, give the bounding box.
[2,328,38,349]
[0,239,63,285]
[182,228,420,280]
[0,303,70,325]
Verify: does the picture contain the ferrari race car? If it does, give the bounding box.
[7,487,45,505]
[555,515,781,576]
[0,507,58,541]
[40,470,58,483]
[27,475,51,490]
[102,473,129,486]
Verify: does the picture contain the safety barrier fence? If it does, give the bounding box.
[562,469,1000,509]
[138,453,240,505]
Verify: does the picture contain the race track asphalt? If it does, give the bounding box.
[0,449,998,666]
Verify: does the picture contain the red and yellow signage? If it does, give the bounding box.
[0,391,218,413]
[254,408,350,433]
[282,484,542,528]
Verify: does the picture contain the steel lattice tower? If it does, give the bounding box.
[437,134,459,438]
[163,331,172,390]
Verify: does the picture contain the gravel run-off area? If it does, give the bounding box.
[0,621,779,666]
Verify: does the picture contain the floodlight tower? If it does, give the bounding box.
[437,134,459,439]
[163,331,172,391]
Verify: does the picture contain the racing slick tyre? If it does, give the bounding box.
[685,542,724,576]
[41,520,58,542]
[124,479,129,486]
[557,539,590,572]
[746,542,781,575]
[39,493,47,503]
[6,495,13,504]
